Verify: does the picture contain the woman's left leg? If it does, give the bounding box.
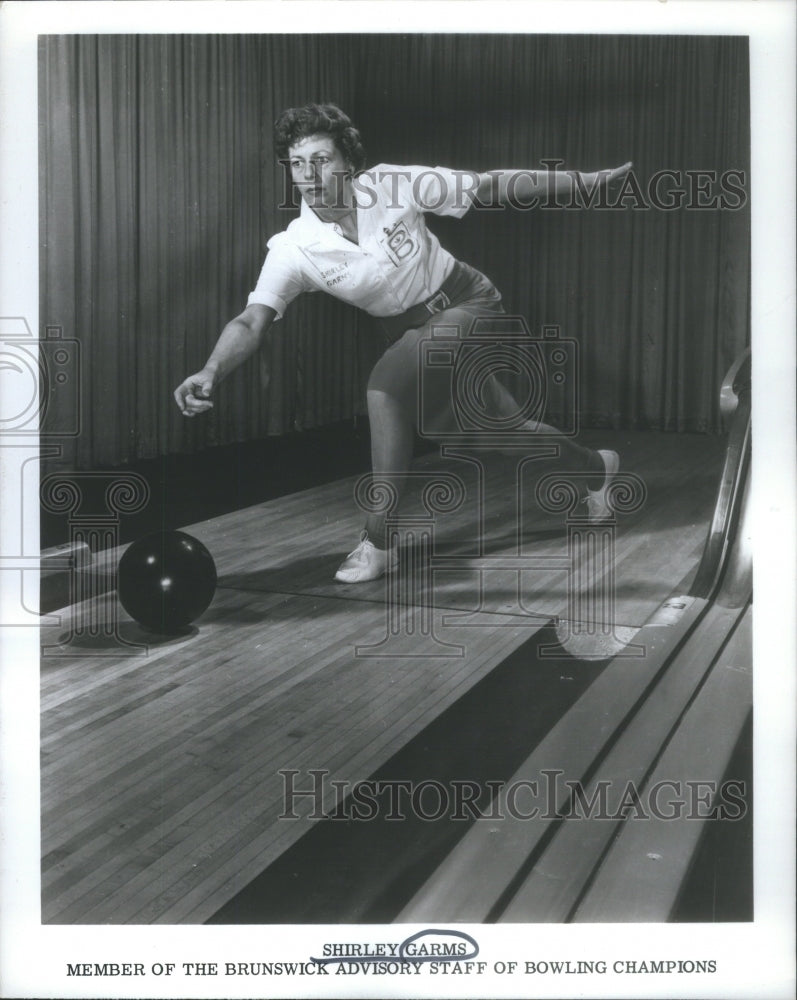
[484,376,607,489]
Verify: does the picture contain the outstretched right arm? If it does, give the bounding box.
[174,303,277,417]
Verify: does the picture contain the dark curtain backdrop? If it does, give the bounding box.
[39,34,750,470]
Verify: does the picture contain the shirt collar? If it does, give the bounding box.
[299,198,324,223]
[298,197,361,244]
[299,197,363,220]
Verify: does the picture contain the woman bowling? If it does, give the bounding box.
[174,103,631,582]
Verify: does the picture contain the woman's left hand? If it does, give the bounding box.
[605,161,633,185]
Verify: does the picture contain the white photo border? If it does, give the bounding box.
[0,2,794,998]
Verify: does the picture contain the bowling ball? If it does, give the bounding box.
[118,530,217,633]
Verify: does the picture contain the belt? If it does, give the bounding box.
[378,262,464,340]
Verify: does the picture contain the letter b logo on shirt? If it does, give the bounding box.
[381,221,418,266]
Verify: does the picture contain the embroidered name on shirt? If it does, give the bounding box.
[299,247,352,288]
[321,262,350,287]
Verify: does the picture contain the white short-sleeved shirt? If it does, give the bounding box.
[247,164,478,319]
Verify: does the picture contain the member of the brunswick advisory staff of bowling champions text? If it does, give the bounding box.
[174,103,632,582]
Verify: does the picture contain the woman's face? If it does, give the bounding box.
[287,133,351,211]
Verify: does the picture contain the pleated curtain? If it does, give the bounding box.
[39,34,750,470]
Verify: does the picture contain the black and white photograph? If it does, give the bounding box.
[0,2,794,998]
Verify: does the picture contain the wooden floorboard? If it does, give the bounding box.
[40,430,728,923]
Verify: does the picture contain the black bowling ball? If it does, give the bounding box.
[118,530,217,633]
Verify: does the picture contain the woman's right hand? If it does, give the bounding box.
[173,305,276,417]
[173,369,217,417]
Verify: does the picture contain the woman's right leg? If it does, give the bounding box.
[362,388,415,548]
[334,387,416,583]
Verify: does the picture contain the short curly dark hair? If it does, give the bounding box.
[273,103,367,173]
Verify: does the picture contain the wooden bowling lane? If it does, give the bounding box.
[41,588,543,923]
[202,429,726,628]
[207,624,610,925]
[40,429,727,923]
